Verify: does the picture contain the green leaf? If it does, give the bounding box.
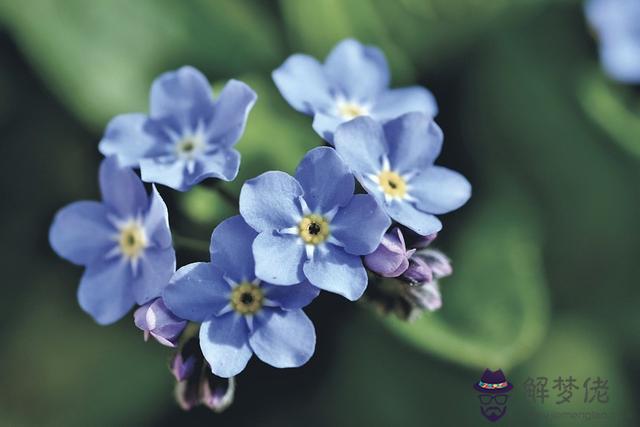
[512,315,636,427]
[578,68,640,160]
[278,0,554,80]
[0,0,283,128]
[278,0,416,83]
[460,14,640,331]
[380,184,550,370]
[0,281,172,427]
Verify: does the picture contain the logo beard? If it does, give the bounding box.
[480,405,507,422]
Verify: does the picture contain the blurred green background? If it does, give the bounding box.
[1,0,639,426]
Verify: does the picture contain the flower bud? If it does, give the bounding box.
[403,255,433,284]
[171,336,236,413]
[413,232,438,248]
[175,372,202,411]
[416,249,452,279]
[364,228,415,277]
[201,372,236,413]
[134,298,187,347]
[407,281,442,312]
[170,337,200,382]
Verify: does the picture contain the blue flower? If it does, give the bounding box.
[334,113,471,236]
[239,147,391,300]
[272,38,437,144]
[99,66,257,191]
[585,0,640,83]
[49,157,176,325]
[163,216,319,378]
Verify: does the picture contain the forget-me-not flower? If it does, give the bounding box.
[99,66,257,191]
[239,147,391,300]
[272,38,437,143]
[163,216,319,378]
[585,0,640,83]
[334,113,471,236]
[49,157,176,324]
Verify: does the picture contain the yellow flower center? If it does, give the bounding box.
[337,101,368,120]
[230,282,264,315]
[118,223,147,258]
[179,139,196,153]
[176,135,203,157]
[298,214,330,245]
[378,170,407,198]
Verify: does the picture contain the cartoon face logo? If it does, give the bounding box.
[473,369,513,422]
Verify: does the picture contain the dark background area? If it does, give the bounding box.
[0,1,639,426]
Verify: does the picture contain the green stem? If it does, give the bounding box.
[172,233,210,253]
[579,69,640,160]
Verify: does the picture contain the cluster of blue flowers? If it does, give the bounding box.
[49,39,471,411]
[585,0,640,84]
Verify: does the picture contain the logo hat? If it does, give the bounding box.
[473,369,513,393]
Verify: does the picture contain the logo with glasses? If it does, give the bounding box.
[474,369,513,422]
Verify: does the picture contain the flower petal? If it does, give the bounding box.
[262,281,320,310]
[409,166,472,215]
[324,39,390,101]
[383,112,443,175]
[330,194,390,255]
[210,216,258,283]
[371,86,438,121]
[185,149,240,187]
[149,66,214,119]
[239,171,303,232]
[333,116,387,177]
[272,54,334,115]
[384,201,442,236]
[253,231,305,285]
[143,185,173,249]
[98,113,156,167]
[99,156,148,218]
[49,201,114,266]
[311,112,344,144]
[200,313,252,378]
[131,246,176,304]
[249,309,315,368]
[294,147,354,213]
[139,158,186,191]
[303,245,367,301]
[77,259,135,325]
[600,41,640,84]
[163,262,230,322]
[206,79,257,148]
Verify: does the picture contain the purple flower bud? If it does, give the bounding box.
[407,281,442,312]
[414,232,438,248]
[171,337,200,382]
[364,228,415,277]
[175,372,202,411]
[134,298,187,348]
[403,255,433,284]
[172,338,235,413]
[417,249,452,279]
[201,372,236,413]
